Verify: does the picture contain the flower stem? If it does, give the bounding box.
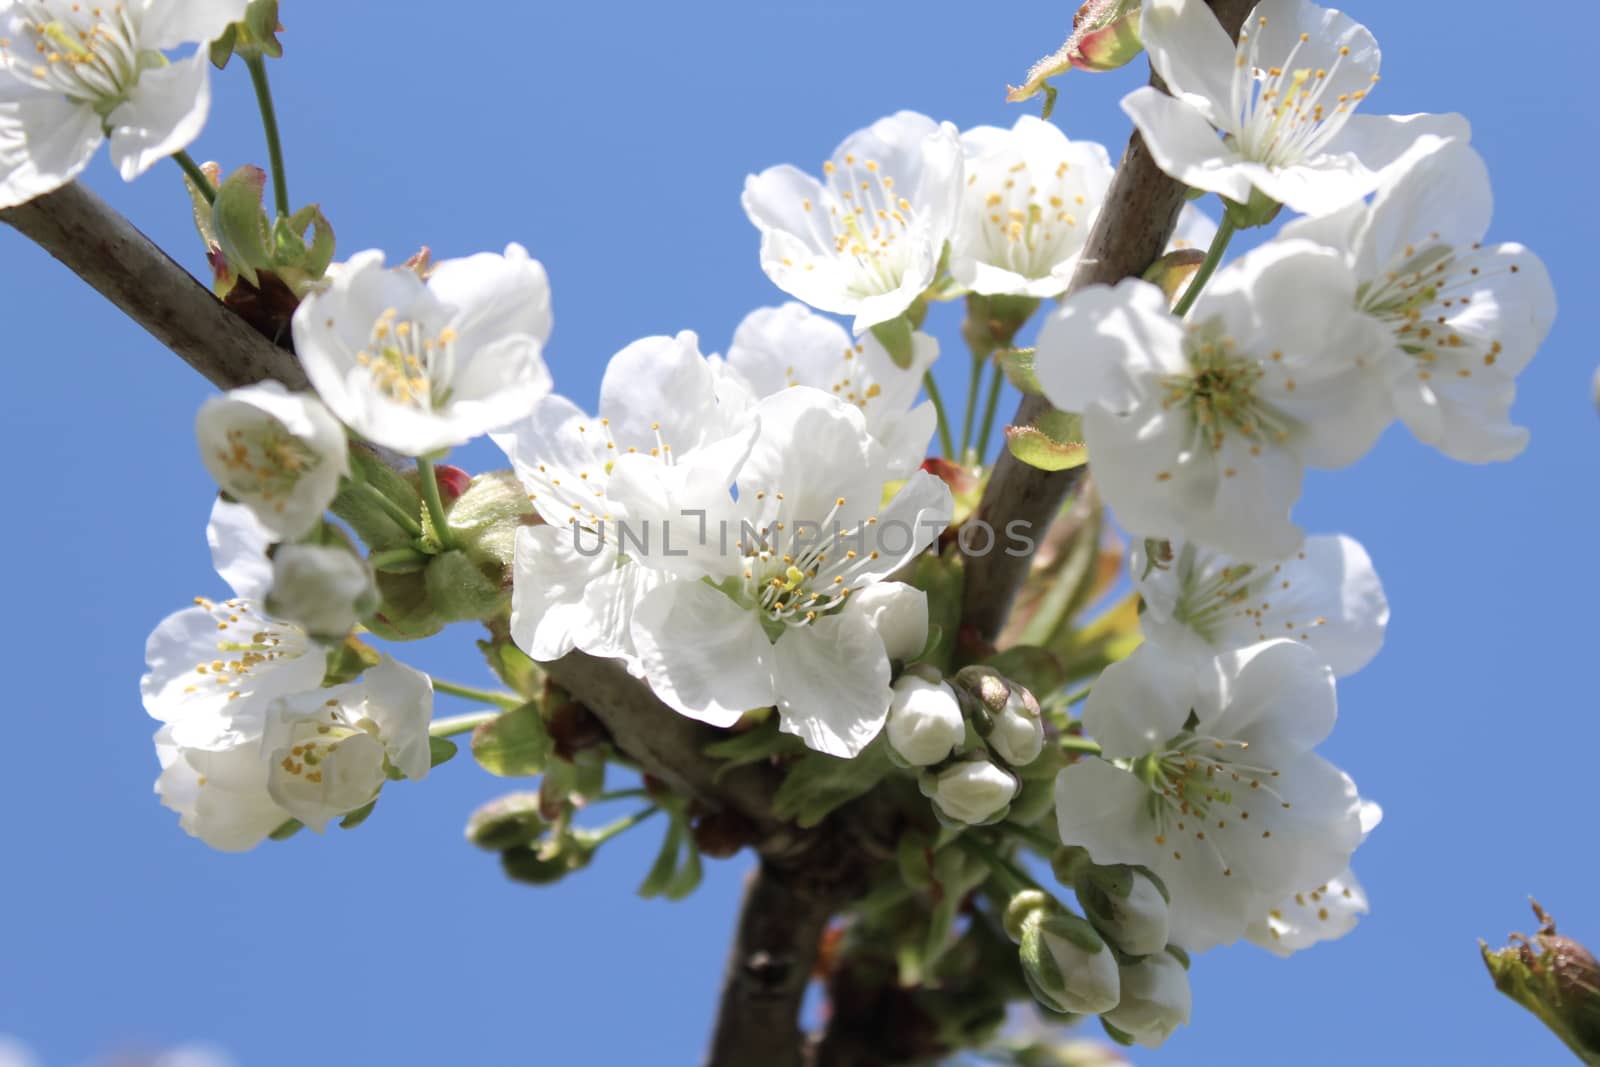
[999,821,1064,856]
[429,677,522,711]
[244,54,291,218]
[591,806,661,845]
[1172,213,1237,318]
[959,354,985,459]
[416,456,456,550]
[923,371,956,459]
[173,151,215,203]
[957,834,1046,896]
[1062,684,1093,708]
[367,546,429,570]
[351,479,423,538]
[428,710,500,738]
[590,788,651,805]
[975,362,1006,463]
[1059,734,1103,758]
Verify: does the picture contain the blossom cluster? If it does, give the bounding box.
[0,0,1548,1054]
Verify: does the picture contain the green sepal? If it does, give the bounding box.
[870,315,917,369]
[1005,411,1088,473]
[1100,1019,1138,1047]
[470,701,551,778]
[338,799,377,830]
[429,736,458,768]
[478,636,545,702]
[268,818,303,841]
[424,549,508,623]
[364,570,444,642]
[322,634,381,686]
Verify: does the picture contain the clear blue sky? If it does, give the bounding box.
[1,2,1595,1064]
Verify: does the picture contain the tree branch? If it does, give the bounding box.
[0,182,308,392]
[957,0,1258,646]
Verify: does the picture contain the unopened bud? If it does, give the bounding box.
[1102,952,1192,1048]
[1079,866,1171,957]
[1482,901,1600,1060]
[989,687,1045,767]
[264,544,376,642]
[1021,910,1121,1016]
[887,675,966,767]
[432,463,473,505]
[847,581,929,662]
[465,792,546,851]
[446,469,537,570]
[921,756,1018,826]
[1006,0,1144,108]
[1142,249,1206,307]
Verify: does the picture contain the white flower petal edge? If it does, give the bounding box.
[1134,533,1388,677]
[0,0,248,208]
[1283,137,1556,462]
[196,381,349,541]
[1246,800,1381,955]
[1034,240,1390,559]
[207,498,274,602]
[742,111,963,333]
[1055,640,1364,952]
[1128,0,1469,216]
[723,303,938,475]
[294,245,553,456]
[951,115,1114,298]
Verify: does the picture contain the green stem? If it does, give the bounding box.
[1172,213,1237,318]
[244,54,291,218]
[416,457,456,550]
[590,788,650,805]
[998,821,1063,856]
[957,834,1045,896]
[975,362,1006,463]
[1059,734,1103,758]
[590,806,661,845]
[428,710,500,738]
[173,151,215,203]
[367,546,429,570]
[429,678,522,711]
[959,354,985,460]
[923,371,956,459]
[1062,684,1093,708]
[351,479,423,538]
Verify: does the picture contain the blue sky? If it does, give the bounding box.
[1,2,1596,1064]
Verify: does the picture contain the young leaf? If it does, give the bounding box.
[470,702,551,778]
[1005,411,1088,473]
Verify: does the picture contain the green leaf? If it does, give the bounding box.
[996,348,1042,396]
[702,716,804,782]
[211,165,273,287]
[429,735,459,768]
[869,315,917,369]
[339,799,378,830]
[470,702,550,778]
[478,638,545,701]
[638,817,685,899]
[664,829,704,901]
[771,737,893,829]
[1005,411,1088,473]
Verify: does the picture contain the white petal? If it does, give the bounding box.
[207,498,274,601]
[510,524,618,663]
[1081,643,1204,758]
[1140,0,1241,125]
[1054,759,1159,868]
[630,580,776,727]
[773,610,893,758]
[107,52,211,181]
[1205,639,1336,756]
[1121,87,1257,205]
[1035,278,1187,414]
[429,243,553,350]
[138,0,251,49]
[0,95,102,209]
[360,655,435,781]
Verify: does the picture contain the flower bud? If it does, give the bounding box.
[887,675,966,767]
[433,463,473,505]
[989,688,1045,767]
[1482,901,1600,1060]
[922,756,1018,825]
[1020,909,1121,1016]
[446,470,537,570]
[1079,866,1171,957]
[1142,249,1206,306]
[265,544,376,641]
[844,581,929,662]
[1102,952,1192,1048]
[465,792,547,851]
[1006,0,1144,108]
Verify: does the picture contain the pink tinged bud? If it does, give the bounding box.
[1006,0,1144,105]
[432,464,473,505]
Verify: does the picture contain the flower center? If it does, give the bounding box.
[795,154,917,295]
[1161,323,1290,452]
[1230,19,1379,167]
[180,598,305,703]
[973,159,1087,278]
[214,420,322,511]
[781,343,884,412]
[736,493,878,633]
[2,4,147,114]
[277,699,380,787]
[355,309,457,410]
[1132,731,1291,878]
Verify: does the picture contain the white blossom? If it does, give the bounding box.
[1034,239,1390,559]
[722,302,938,475]
[1126,0,1468,216]
[498,331,757,675]
[195,382,348,541]
[843,581,929,662]
[1283,137,1556,461]
[154,724,290,853]
[924,756,1017,825]
[1054,639,1363,952]
[1247,799,1381,956]
[742,111,963,333]
[265,544,376,643]
[886,675,965,767]
[261,656,433,832]
[0,0,248,208]
[950,115,1114,298]
[1103,953,1193,1048]
[294,244,553,456]
[627,387,952,756]
[1133,533,1388,677]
